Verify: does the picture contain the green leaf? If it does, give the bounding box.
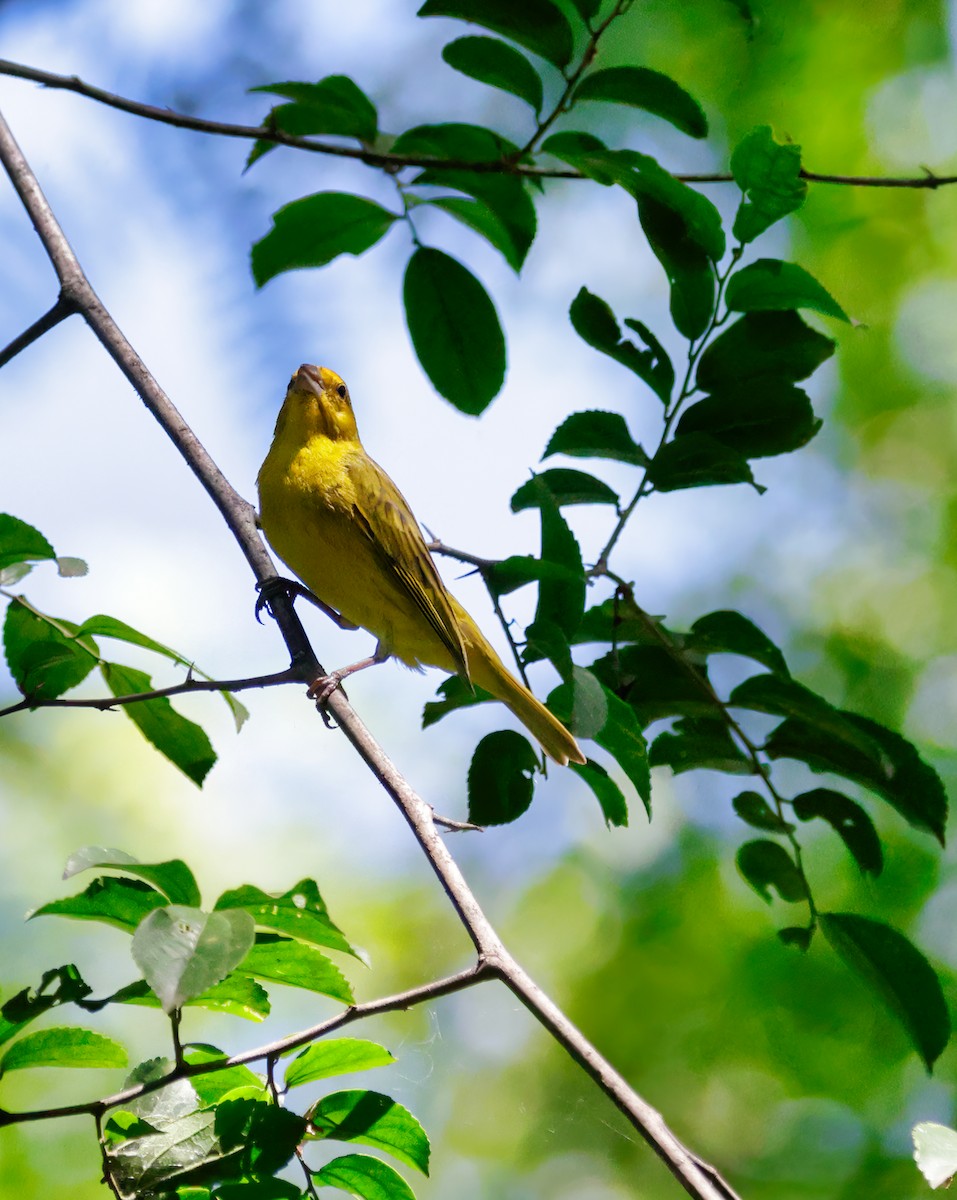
[75,614,189,665]
[570,758,629,828]
[531,480,585,638]
[31,876,167,932]
[546,665,609,737]
[62,848,200,905]
[696,311,836,391]
[418,0,574,69]
[240,938,354,1003]
[675,384,821,458]
[725,258,849,322]
[574,67,707,138]
[913,1122,957,1189]
[637,195,716,340]
[544,409,648,466]
[422,196,521,272]
[0,965,93,1047]
[286,1039,395,1089]
[309,1090,430,1174]
[0,513,55,571]
[183,1045,266,1104]
[570,596,656,649]
[820,912,950,1071]
[736,840,808,904]
[315,1153,417,1200]
[569,0,600,19]
[569,288,674,400]
[215,879,358,957]
[55,556,88,578]
[729,674,878,752]
[251,193,398,287]
[252,74,378,140]
[413,167,536,270]
[403,247,506,414]
[485,555,583,599]
[589,643,714,725]
[689,610,789,677]
[778,926,814,952]
[650,716,753,775]
[101,662,217,786]
[442,36,543,113]
[3,600,98,699]
[647,433,761,493]
[392,121,517,161]
[511,468,618,511]
[792,788,883,876]
[731,125,806,243]
[0,1026,127,1075]
[592,685,651,816]
[467,729,539,825]
[732,790,793,833]
[131,906,255,1013]
[763,709,947,844]
[422,675,491,728]
[619,152,725,262]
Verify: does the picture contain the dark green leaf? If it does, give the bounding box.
[544,409,648,466]
[731,125,806,243]
[315,1153,416,1200]
[132,906,255,1013]
[689,610,789,677]
[392,121,517,161]
[617,152,724,262]
[412,167,536,270]
[511,468,618,511]
[778,926,814,952]
[589,643,714,725]
[591,685,651,815]
[286,1039,395,1089]
[240,938,354,1003]
[647,433,761,493]
[569,0,600,18]
[252,75,378,140]
[442,36,543,113]
[467,729,539,825]
[725,258,849,322]
[215,880,358,957]
[0,513,55,572]
[1,1026,127,1075]
[485,555,583,599]
[637,195,716,339]
[729,674,879,753]
[531,480,586,638]
[676,384,821,458]
[63,848,200,905]
[570,596,657,649]
[3,600,98,699]
[422,196,524,271]
[765,713,947,844]
[251,193,398,287]
[31,876,167,932]
[522,618,573,680]
[102,663,217,786]
[0,965,92,1047]
[308,1090,430,1174]
[696,311,836,391]
[422,675,491,728]
[568,288,675,400]
[570,759,629,828]
[650,716,753,775]
[736,840,808,903]
[733,790,793,832]
[820,912,950,1071]
[418,0,574,68]
[574,67,707,138]
[792,788,883,876]
[403,247,506,414]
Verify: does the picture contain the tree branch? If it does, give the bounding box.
[0,107,741,1200]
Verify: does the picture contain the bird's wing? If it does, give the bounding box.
[348,453,470,681]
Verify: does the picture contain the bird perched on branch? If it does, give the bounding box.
[257,363,585,766]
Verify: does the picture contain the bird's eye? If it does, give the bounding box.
[336,384,347,399]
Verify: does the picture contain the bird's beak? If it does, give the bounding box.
[294,364,324,398]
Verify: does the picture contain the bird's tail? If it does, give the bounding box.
[455,603,586,766]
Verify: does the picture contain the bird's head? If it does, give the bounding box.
[277,364,359,442]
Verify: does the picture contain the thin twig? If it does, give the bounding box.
[0,108,740,1200]
[0,294,77,367]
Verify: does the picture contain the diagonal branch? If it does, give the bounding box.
[0,107,741,1200]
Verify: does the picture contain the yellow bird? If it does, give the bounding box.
[257,364,585,766]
